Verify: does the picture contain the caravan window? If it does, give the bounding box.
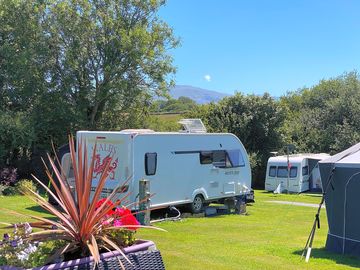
[277,166,297,178]
[212,150,227,168]
[277,166,288,178]
[226,149,245,167]
[145,152,157,176]
[269,166,276,177]
[200,150,243,168]
[200,151,213,164]
[302,166,309,176]
[290,167,297,177]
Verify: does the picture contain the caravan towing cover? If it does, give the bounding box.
[319,142,360,256]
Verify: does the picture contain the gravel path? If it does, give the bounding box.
[266,200,325,208]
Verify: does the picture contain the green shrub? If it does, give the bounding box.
[2,186,17,196]
[0,185,8,196]
[15,179,38,195]
[0,179,37,196]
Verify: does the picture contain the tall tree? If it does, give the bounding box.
[0,0,178,174]
[280,72,360,154]
[188,93,285,188]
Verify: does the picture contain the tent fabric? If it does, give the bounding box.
[319,143,360,257]
[319,142,360,165]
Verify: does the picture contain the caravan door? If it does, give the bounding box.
[199,151,222,198]
[300,161,310,192]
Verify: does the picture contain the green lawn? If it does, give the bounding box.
[1,191,360,269]
[138,191,360,270]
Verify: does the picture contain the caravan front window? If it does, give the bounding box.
[277,166,298,178]
[269,166,276,177]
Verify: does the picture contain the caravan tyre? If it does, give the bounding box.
[190,194,204,214]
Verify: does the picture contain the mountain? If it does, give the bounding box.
[169,85,230,104]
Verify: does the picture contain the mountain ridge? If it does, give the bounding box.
[169,85,229,104]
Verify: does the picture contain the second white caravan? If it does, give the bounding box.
[61,125,252,213]
[265,153,329,193]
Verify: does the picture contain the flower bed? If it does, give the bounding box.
[3,240,165,270]
[0,137,164,270]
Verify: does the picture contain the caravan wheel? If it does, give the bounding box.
[190,195,204,214]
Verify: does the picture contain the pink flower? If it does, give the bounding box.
[102,219,110,226]
[113,207,140,231]
[113,219,123,227]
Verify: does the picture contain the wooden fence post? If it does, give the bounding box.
[138,179,150,225]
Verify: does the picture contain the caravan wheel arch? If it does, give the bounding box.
[192,188,208,202]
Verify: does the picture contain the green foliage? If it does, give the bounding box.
[188,93,285,188]
[280,72,360,154]
[26,240,66,268]
[0,111,33,168]
[15,179,38,195]
[151,96,198,113]
[145,114,182,131]
[0,185,8,196]
[0,229,65,268]
[0,0,178,174]
[2,186,17,196]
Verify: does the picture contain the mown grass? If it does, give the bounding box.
[0,191,359,269]
[137,191,360,270]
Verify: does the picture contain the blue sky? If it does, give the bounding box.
[159,0,360,96]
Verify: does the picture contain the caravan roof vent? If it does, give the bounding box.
[178,119,207,133]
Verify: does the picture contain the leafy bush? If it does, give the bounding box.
[0,185,8,196]
[0,111,33,166]
[2,186,17,196]
[0,167,18,186]
[0,179,36,196]
[15,179,38,195]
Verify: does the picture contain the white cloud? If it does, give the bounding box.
[204,74,211,82]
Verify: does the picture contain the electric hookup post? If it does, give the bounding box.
[138,179,151,225]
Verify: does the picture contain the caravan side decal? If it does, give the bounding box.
[92,143,119,180]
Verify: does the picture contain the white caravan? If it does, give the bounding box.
[265,153,329,193]
[61,121,251,213]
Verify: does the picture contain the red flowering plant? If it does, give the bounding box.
[0,136,163,269]
[94,199,141,247]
